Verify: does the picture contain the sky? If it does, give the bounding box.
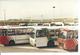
[0,0,78,20]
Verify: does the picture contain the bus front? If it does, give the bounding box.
[29,28,49,47]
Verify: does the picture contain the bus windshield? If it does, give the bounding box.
[36,29,48,37]
[67,30,78,39]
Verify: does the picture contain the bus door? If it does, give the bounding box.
[29,31,35,46]
[26,28,35,46]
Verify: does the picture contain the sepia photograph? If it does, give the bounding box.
[0,0,78,53]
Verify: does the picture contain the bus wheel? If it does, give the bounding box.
[9,40,15,46]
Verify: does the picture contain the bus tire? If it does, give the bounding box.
[9,40,15,46]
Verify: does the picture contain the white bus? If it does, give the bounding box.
[28,26,62,47]
[50,22,64,26]
[27,26,49,47]
[0,26,30,45]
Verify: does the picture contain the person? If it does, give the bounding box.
[47,30,56,47]
[47,37,55,47]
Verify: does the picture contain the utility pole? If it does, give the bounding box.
[51,6,55,22]
[3,9,6,26]
[53,6,55,18]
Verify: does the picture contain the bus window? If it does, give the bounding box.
[0,29,7,36]
[66,30,78,39]
[26,28,34,38]
[50,23,55,26]
[14,28,27,35]
[0,29,3,36]
[38,23,43,26]
[36,30,47,37]
[69,30,78,39]
[7,29,15,36]
[49,30,55,36]
[28,32,35,38]
[0,29,2,36]
[74,30,78,39]
[18,28,27,35]
[55,29,60,36]
[43,23,49,26]
[26,28,34,35]
[55,24,62,26]
[7,28,30,36]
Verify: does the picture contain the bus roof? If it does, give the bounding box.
[61,26,78,30]
[0,26,78,30]
[0,26,28,29]
[26,26,63,30]
[26,26,49,30]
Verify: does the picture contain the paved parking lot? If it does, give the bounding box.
[0,44,68,52]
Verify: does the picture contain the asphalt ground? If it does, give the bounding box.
[0,44,69,52]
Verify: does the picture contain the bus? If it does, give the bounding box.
[27,26,49,47]
[57,27,78,51]
[28,26,61,47]
[0,26,30,46]
[42,23,50,26]
[50,22,64,26]
[64,22,77,26]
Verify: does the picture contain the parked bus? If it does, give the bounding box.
[27,26,49,47]
[28,26,62,47]
[57,27,78,51]
[42,23,50,26]
[64,22,78,26]
[50,22,64,26]
[0,26,30,46]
